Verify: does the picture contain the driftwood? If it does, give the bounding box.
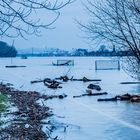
[98,93,140,102]
[117,93,132,101]
[87,84,101,91]
[43,78,62,89]
[71,77,101,82]
[39,94,67,100]
[31,78,62,89]
[44,78,62,84]
[130,96,140,102]
[44,82,62,89]
[31,78,62,84]
[31,76,101,89]
[55,76,101,82]
[98,97,117,102]
[120,82,140,84]
[55,76,69,82]
[31,76,101,86]
[30,80,43,84]
[73,92,108,98]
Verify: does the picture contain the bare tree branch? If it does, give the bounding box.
[78,0,140,79]
[0,0,74,38]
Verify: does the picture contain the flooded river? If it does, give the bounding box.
[0,57,140,140]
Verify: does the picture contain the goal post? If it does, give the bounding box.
[95,60,120,70]
[53,59,74,66]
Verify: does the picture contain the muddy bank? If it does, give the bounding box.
[0,83,67,139]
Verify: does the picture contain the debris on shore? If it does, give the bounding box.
[0,83,67,139]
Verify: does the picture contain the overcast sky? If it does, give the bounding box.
[1,0,91,51]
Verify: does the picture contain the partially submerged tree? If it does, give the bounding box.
[79,0,140,79]
[0,0,73,38]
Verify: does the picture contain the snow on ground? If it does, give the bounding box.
[0,57,140,140]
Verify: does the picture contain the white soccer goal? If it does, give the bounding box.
[53,60,74,66]
[95,60,120,70]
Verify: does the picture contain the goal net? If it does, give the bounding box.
[53,60,74,66]
[95,60,120,70]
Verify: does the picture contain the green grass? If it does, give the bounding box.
[0,93,8,112]
[0,93,7,103]
[0,93,8,126]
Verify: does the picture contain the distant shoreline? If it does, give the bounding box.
[16,55,130,57]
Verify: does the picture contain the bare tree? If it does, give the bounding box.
[79,0,140,79]
[0,0,74,38]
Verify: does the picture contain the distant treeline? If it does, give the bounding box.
[18,50,134,57]
[0,41,17,57]
[86,50,133,57]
